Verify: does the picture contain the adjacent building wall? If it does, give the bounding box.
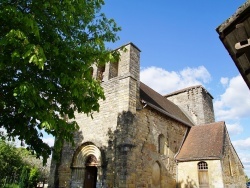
[126,107,188,188]
[177,160,224,188]
[221,129,245,188]
[165,86,215,125]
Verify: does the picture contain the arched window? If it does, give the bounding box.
[158,134,166,155]
[152,161,161,187]
[109,62,119,79]
[158,134,169,156]
[198,161,209,187]
[198,161,208,170]
[97,65,105,81]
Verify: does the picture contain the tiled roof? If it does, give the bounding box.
[176,121,225,162]
[139,82,194,127]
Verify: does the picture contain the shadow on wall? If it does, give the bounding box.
[108,111,179,187]
[50,130,84,188]
[52,110,180,187]
[69,111,137,187]
[105,111,137,186]
[177,176,198,188]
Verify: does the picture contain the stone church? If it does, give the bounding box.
[49,43,245,188]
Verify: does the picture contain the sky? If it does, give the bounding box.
[102,0,250,177]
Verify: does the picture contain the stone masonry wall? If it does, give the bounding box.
[166,86,215,125]
[221,129,245,188]
[124,107,188,188]
[48,43,141,188]
[200,88,215,124]
[177,160,224,188]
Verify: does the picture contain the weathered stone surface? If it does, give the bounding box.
[221,130,245,188]
[48,42,245,188]
[165,85,215,125]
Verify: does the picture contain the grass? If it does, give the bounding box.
[3,184,19,188]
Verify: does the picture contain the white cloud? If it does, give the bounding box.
[226,123,243,135]
[140,66,211,95]
[214,75,250,121]
[233,139,250,177]
[220,77,229,87]
[236,151,250,177]
[232,137,250,151]
[240,153,250,165]
[180,66,211,84]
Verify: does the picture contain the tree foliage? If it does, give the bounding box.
[18,147,50,183]
[0,0,120,161]
[19,166,40,188]
[0,140,23,186]
[246,175,250,182]
[19,167,29,188]
[0,139,51,187]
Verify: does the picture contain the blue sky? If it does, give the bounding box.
[102,0,250,177]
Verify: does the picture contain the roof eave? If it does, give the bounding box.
[216,1,250,35]
[216,2,250,90]
[164,85,214,99]
[177,156,221,162]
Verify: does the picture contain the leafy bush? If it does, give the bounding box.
[0,138,50,187]
[4,183,19,188]
[19,167,29,188]
[0,140,23,187]
[28,168,40,188]
[19,166,40,188]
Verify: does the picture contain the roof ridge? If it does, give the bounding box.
[139,82,194,126]
[164,85,213,99]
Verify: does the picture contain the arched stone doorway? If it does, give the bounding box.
[83,155,98,188]
[71,143,102,188]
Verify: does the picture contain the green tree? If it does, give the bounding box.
[246,175,250,182]
[19,166,29,188]
[28,167,40,188]
[19,166,40,188]
[0,139,50,187]
[18,147,50,184]
[0,0,120,162]
[0,140,23,186]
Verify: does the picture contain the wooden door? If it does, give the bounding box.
[83,166,97,188]
[198,170,209,188]
[198,161,209,188]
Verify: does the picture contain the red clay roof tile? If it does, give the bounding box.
[176,121,225,161]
